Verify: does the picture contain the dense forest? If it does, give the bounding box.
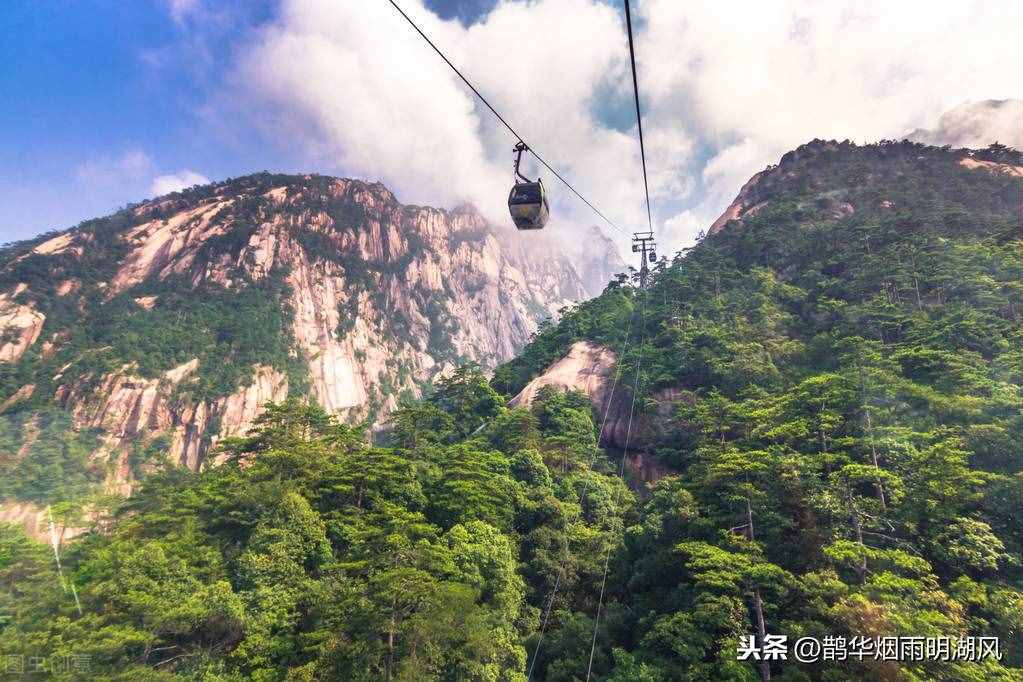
[3,140,1023,680]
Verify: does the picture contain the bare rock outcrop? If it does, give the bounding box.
[57,360,289,478]
[0,285,45,362]
[1,173,607,495]
[959,157,1023,178]
[0,500,85,545]
[511,341,685,485]
[0,383,34,413]
[510,341,617,411]
[709,171,770,234]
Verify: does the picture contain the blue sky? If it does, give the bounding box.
[3,1,273,241]
[0,0,509,243]
[3,1,1021,252]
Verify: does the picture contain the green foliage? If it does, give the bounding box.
[0,394,632,680]
[493,140,1023,679]
[4,143,1023,679]
[0,408,104,505]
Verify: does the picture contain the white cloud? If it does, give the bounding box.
[646,125,695,201]
[167,0,202,24]
[75,149,154,189]
[908,99,1023,149]
[662,209,704,250]
[214,0,1023,255]
[238,0,497,214]
[66,152,209,223]
[151,170,211,196]
[232,0,650,254]
[636,1,1023,244]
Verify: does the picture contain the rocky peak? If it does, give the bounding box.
[0,172,618,494]
[710,138,1023,234]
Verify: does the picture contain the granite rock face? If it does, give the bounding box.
[0,174,620,488]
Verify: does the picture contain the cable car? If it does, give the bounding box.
[508,142,549,230]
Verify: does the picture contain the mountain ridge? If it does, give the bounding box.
[709,137,1023,234]
[479,137,1023,679]
[496,137,1023,465]
[0,172,622,502]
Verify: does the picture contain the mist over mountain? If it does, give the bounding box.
[909,99,1023,151]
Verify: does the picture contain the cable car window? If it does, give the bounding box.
[510,183,542,204]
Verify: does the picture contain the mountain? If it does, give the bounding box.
[501,137,1023,444]
[0,172,621,508]
[3,140,1023,681]
[499,137,1023,492]
[487,138,1023,678]
[709,137,1023,234]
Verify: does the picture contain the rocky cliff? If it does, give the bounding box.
[508,340,678,486]
[0,173,620,500]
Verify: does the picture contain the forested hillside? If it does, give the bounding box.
[2,139,1023,680]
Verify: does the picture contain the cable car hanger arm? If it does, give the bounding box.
[513,142,533,183]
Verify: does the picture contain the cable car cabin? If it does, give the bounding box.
[508,179,549,230]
